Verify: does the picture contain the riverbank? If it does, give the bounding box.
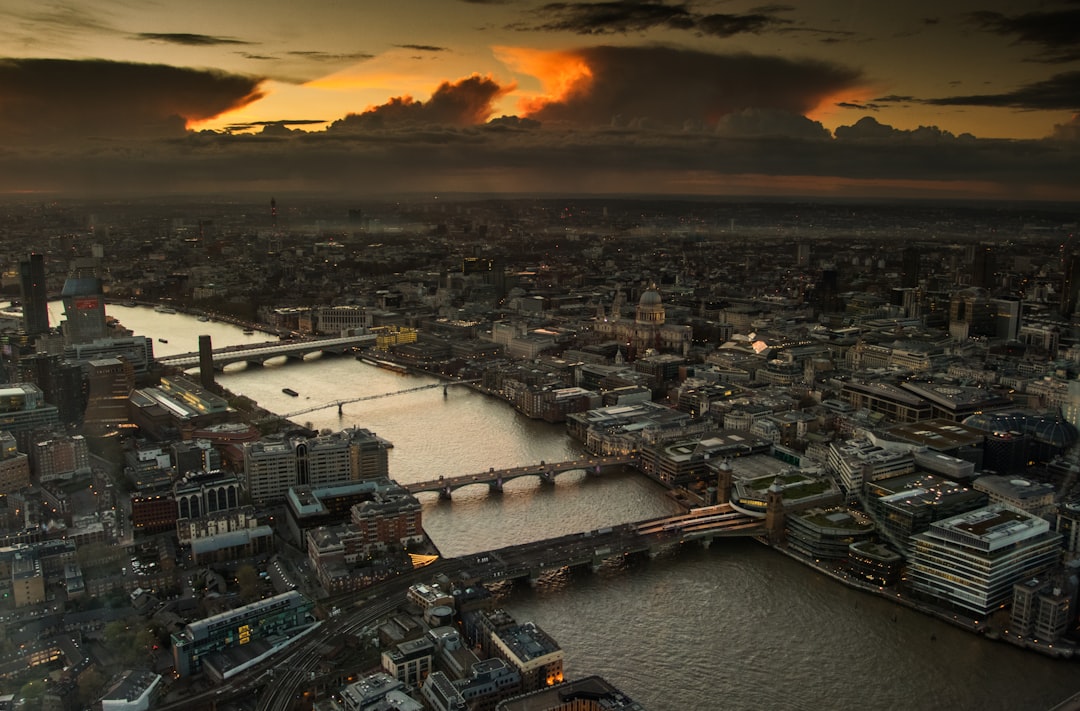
[768,541,1078,661]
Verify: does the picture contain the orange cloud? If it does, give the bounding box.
[495,47,594,115]
[328,74,514,130]
[495,45,865,129]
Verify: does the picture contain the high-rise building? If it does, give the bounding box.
[82,358,134,436]
[18,253,49,336]
[971,244,995,289]
[60,272,107,346]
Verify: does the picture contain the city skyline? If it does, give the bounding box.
[1,0,1078,200]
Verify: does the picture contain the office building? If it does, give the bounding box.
[0,383,60,451]
[1011,578,1073,642]
[455,658,522,710]
[171,590,313,676]
[12,353,86,426]
[66,336,155,378]
[786,507,875,559]
[381,637,435,688]
[243,428,391,505]
[421,671,468,711]
[0,431,30,492]
[491,622,563,693]
[100,670,162,711]
[908,505,1062,616]
[31,435,91,483]
[864,472,988,554]
[973,475,1056,518]
[340,673,420,711]
[82,358,134,434]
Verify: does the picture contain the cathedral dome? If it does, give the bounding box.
[639,288,662,306]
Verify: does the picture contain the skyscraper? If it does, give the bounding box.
[18,253,49,336]
[60,264,107,346]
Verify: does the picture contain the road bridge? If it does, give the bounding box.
[404,454,639,498]
[157,334,376,371]
[157,509,762,708]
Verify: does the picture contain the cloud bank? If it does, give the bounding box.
[0,47,1076,202]
[0,58,264,142]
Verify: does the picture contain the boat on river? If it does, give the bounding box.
[282,388,299,397]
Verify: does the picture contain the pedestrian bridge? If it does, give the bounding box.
[158,335,376,371]
[404,454,639,498]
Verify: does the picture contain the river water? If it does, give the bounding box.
[112,305,1080,711]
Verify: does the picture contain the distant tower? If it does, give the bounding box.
[60,260,107,346]
[901,247,920,289]
[716,459,733,504]
[1063,254,1080,319]
[18,253,49,336]
[796,242,811,267]
[765,478,786,544]
[971,245,995,289]
[198,335,215,389]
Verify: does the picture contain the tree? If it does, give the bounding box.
[236,564,259,601]
[78,667,106,706]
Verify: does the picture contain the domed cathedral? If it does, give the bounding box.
[594,283,692,359]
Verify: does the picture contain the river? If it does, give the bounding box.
[110,304,1080,711]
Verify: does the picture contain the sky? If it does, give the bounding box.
[1,0,1078,201]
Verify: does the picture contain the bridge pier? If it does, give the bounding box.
[488,476,503,493]
[337,403,343,416]
[540,470,555,485]
[439,486,452,500]
[699,537,712,549]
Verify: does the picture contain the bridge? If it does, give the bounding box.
[404,454,639,498]
[460,503,765,584]
[157,334,376,370]
[272,379,479,420]
[157,506,764,709]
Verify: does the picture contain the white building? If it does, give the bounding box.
[908,505,1062,616]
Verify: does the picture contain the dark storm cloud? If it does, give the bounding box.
[969,7,1080,64]
[486,115,542,130]
[713,108,831,139]
[2,112,1077,199]
[523,46,862,127]
[287,50,376,62]
[395,44,450,52]
[836,101,881,111]
[514,1,787,37]
[834,116,975,144]
[132,32,251,46]
[0,58,264,143]
[921,71,1080,110]
[327,74,513,130]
